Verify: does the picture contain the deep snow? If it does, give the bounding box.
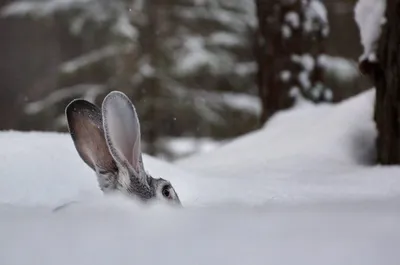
[1,198,400,265]
[1,89,400,265]
[2,89,400,208]
[177,89,400,204]
[0,131,198,207]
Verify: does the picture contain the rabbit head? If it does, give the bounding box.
[66,91,181,205]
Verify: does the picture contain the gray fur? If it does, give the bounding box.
[66,91,181,205]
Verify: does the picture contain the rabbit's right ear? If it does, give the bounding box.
[101,91,145,179]
[66,99,117,176]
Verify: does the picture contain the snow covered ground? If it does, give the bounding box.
[177,89,400,204]
[1,89,400,264]
[0,131,199,207]
[1,198,400,265]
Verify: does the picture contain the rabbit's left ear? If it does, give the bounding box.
[65,99,117,174]
[102,91,145,179]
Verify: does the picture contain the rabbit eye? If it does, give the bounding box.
[162,186,171,198]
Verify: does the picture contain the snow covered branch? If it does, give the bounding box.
[354,0,387,63]
[25,84,105,115]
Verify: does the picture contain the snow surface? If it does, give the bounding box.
[3,89,398,208]
[0,131,198,207]
[354,0,387,62]
[2,89,400,264]
[1,199,400,265]
[177,89,400,204]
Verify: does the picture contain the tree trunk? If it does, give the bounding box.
[255,0,295,124]
[255,0,329,125]
[369,0,400,164]
[138,0,162,156]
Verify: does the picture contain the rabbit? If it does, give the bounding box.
[65,91,181,205]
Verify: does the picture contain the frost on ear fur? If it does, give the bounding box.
[101,91,146,184]
[66,99,118,192]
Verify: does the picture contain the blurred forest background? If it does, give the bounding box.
[0,0,371,161]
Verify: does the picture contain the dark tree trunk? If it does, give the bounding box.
[255,0,328,125]
[366,0,400,164]
[137,0,163,156]
[255,0,296,124]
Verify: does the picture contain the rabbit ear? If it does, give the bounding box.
[101,91,145,178]
[66,99,117,175]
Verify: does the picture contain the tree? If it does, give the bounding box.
[2,0,259,159]
[355,0,398,164]
[255,0,331,124]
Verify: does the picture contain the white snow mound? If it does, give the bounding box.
[177,89,400,204]
[0,131,198,207]
[1,199,400,265]
[1,90,400,264]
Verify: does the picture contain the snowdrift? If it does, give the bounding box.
[0,131,198,207]
[1,90,400,265]
[2,90,400,207]
[177,89,377,172]
[176,90,400,204]
[1,198,400,265]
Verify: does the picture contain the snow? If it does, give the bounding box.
[354,0,387,62]
[281,25,292,38]
[318,54,359,81]
[176,0,256,30]
[3,90,400,264]
[218,92,261,114]
[309,0,328,24]
[157,137,221,160]
[175,36,218,74]
[234,61,257,76]
[280,70,292,82]
[177,89,400,204]
[2,0,135,38]
[0,131,198,207]
[291,54,315,90]
[208,32,243,46]
[1,199,400,265]
[323,87,333,101]
[303,0,329,36]
[285,11,300,29]
[112,15,138,40]
[289,86,309,106]
[139,63,156,77]
[5,89,400,207]
[25,84,105,115]
[164,84,260,119]
[1,0,93,17]
[298,71,311,89]
[60,44,133,74]
[292,54,315,72]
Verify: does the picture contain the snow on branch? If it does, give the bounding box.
[175,36,230,75]
[2,0,136,38]
[60,44,133,74]
[304,0,329,37]
[25,84,105,115]
[175,1,256,33]
[318,55,359,81]
[354,0,387,63]
[1,0,94,17]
